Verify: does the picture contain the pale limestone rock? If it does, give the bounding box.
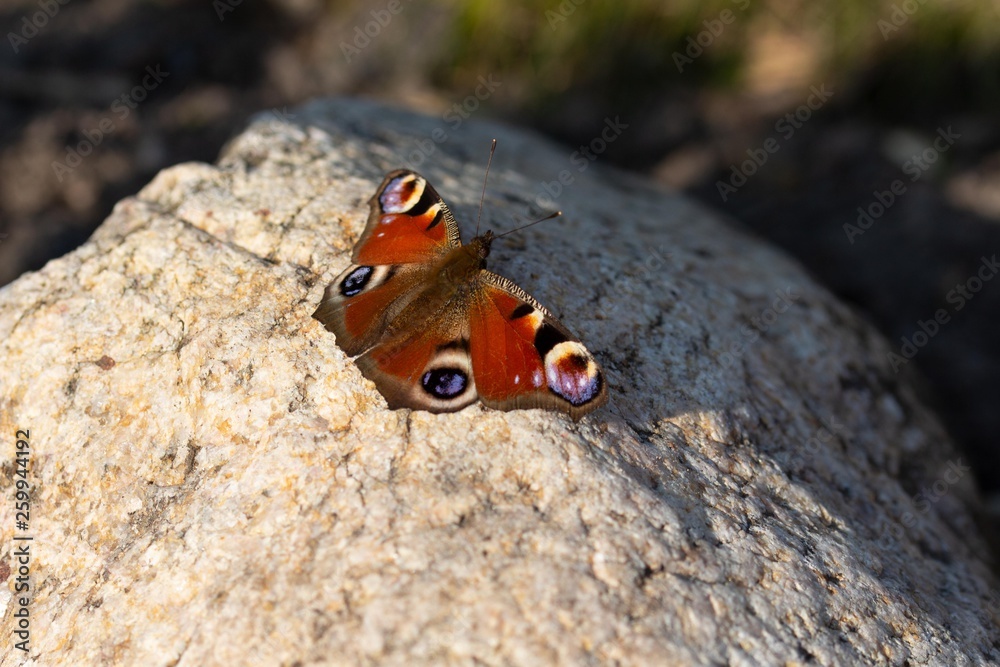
[0,98,997,665]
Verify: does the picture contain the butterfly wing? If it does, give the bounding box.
[354,311,479,413]
[313,170,462,354]
[313,263,432,356]
[352,169,462,265]
[468,271,607,420]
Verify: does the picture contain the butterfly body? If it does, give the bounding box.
[313,170,606,420]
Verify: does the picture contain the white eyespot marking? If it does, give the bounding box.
[544,341,602,406]
[424,204,444,230]
[532,369,544,387]
[380,174,425,213]
[514,374,520,385]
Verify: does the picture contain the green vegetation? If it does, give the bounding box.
[385,0,1000,118]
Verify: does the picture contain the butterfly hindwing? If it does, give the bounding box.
[355,316,478,413]
[469,272,607,419]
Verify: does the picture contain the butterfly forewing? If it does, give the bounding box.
[352,170,461,265]
[470,272,606,419]
[313,263,431,356]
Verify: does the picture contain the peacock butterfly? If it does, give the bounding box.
[312,161,607,420]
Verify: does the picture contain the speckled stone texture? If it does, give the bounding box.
[0,98,997,666]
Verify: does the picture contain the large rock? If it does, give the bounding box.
[0,98,996,665]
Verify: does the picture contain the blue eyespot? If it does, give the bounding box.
[421,368,468,399]
[340,266,373,297]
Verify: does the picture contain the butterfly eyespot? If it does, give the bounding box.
[544,342,603,407]
[340,266,374,297]
[380,174,424,213]
[421,368,469,399]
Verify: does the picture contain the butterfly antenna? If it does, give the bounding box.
[475,139,497,237]
[496,210,563,239]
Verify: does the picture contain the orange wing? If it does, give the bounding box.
[352,170,461,265]
[313,170,462,354]
[469,272,607,420]
[353,313,478,413]
[313,263,430,356]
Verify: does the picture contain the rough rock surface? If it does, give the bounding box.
[1,98,997,665]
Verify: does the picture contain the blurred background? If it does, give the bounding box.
[1,0,998,504]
